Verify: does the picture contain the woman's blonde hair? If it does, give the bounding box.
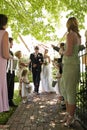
[66,17,81,38]
[15,51,21,58]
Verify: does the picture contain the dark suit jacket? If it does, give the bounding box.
[29,52,43,72]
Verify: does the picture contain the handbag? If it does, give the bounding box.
[52,80,57,87]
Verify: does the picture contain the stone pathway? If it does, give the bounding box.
[0,93,84,130]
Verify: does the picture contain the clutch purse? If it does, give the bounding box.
[52,80,57,87]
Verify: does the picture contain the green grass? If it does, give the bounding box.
[0,90,21,124]
[15,73,33,82]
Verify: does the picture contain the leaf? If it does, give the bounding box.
[0,0,87,42]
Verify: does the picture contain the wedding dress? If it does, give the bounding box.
[41,57,54,92]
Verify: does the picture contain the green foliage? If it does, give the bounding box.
[76,70,87,118]
[0,90,21,124]
[0,108,15,124]
[0,0,87,41]
[14,75,19,82]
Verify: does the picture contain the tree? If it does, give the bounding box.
[0,0,87,41]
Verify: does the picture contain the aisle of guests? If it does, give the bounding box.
[0,14,65,114]
[0,13,86,129]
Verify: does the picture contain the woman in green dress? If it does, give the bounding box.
[60,17,81,127]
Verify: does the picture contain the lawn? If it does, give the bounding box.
[0,90,21,124]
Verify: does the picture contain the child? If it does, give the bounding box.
[20,69,32,103]
[53,60,62,98]
[53,59,65,108]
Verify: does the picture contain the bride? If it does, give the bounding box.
[41,49,53,93]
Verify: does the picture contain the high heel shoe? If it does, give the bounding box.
[60,112,69,123]
[64,115,75,127]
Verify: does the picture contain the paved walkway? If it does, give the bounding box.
[1,93,84,130]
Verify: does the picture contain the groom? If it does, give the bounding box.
[29,46,43,94]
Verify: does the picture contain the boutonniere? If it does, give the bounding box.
[38,54,40,57]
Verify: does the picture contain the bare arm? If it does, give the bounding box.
[21,77,30,84]
[2,31,10,59]
[48,56,50,63]
[19,61,27,67]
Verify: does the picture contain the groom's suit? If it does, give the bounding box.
[29,52,43,93]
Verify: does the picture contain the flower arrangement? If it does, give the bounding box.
[44,58,49,65]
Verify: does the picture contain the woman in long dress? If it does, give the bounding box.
[0,14,10,112]
[41,49,53,93]
[15,51,28,96]
[60,17,81,127]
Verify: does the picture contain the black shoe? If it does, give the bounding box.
[36,92,40,95]
[9,100,18,107]
[10,103,18,107]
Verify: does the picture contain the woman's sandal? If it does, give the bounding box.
[60,112,69,123]
[64,115,75,127]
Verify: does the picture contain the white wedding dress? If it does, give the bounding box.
[41,57,54,92]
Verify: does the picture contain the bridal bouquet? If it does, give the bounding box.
[44,59,49,65]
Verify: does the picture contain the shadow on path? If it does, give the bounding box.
[5,93,84,130]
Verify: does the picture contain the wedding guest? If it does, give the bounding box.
[20,69,32,103]
[60,17,81,127]
[0,14,10,112]
[52,43,65,108]
[7,37,17,107]
[52,43,65,74]
[15,50,28,96]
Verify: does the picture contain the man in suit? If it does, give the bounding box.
[52,43,65,74]
[29,46,43,94]
[7,37,17,107]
